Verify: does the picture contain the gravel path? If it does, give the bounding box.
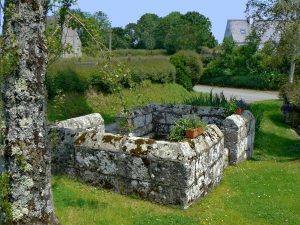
[193,85,279,103]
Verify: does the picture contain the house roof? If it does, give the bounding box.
[225,20,250,44]
[224,19,280,45]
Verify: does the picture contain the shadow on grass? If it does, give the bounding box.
[254,130,300,161]
[48,92,94,122]
[269,113,291,129]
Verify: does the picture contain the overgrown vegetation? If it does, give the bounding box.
[202,38,290,90]
[52,100,300,225]
[48,83,195,124]
[170,51,203,90]
[279,81,300,128]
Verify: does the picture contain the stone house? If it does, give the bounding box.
[224,19,280,47]
[61,25,82,58]
[47,16,82,58]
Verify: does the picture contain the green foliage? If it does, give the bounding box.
[46,66,89,99]
[90,62,132,94]
[0,173,12,223]
[224,100,238,117]
[69,9,111,56]
[48,92,93,122]
[135,13,160,50]
[246,0,300,83]
[170,51,203,90]
[163,12,217,54]
[202,37,289,90]
[48,83,194,124]
[279,81,300,127]
[111,27,131,49]
[168,117,207,142]
[112,49,167,57]
[128,58,176,84]
[120,11,216,53]
[279,81,300,107]
[184,91,228,107]
[201,73,286,90]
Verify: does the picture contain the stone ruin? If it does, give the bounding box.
[48,104,255,209]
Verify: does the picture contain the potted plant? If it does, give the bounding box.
[168,117,207,141]
[235,100,248,115]
[225,99,248,116]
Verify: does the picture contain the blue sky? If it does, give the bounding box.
[76,0,248,43]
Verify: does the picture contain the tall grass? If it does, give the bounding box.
[184,91,228,107]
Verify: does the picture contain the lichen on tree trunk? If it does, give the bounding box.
[1,0,59,224]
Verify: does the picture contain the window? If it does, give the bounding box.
[240,29,246,35]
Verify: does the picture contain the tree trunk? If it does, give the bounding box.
[1,0,59,224]
[289,53,296,83]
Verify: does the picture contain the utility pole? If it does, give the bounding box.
[109,29,112,61]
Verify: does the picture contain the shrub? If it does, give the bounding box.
[128,58,176,84]
[170,51,203,90]
[90,62,133,94]
[279,81,300,107]
[168,117,206,142]
[46,67,89,99]
[201,72,286,90]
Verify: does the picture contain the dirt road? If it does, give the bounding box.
[193,85,279,103]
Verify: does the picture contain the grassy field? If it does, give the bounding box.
[52,100,300,225]
[48,83,195,124]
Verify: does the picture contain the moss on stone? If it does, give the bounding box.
[16,154,27,172]
[102,135,123,145]
[0,173,12,224]
[74,132,88,145]
[130,139,156,156]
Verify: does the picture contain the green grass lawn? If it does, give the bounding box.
[52,100,300,225]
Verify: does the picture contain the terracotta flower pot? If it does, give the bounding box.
[235,108,244,115]
[185,128,204,139]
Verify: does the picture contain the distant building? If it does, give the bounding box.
[61,25,82,58]
[47,16,82,58]
[224,19,280,47]
[224,20,251,46]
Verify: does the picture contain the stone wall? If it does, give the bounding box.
[60,123,227,209]
[116,104,225,137]
[50,113,105,175]
[116,104,255,165]
[50,104,255,208]
[223,111,256,165]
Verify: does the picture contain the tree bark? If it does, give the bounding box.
[1,0,59,224]
[289,53,296,83]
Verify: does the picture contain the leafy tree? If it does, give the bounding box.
[136,13,160,49]
[246,0,300,83]
[111,27,131,49]
[155,12,182,49]
[124,23,139,48]
[163,12,217,54]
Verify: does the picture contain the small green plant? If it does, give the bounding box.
[224,99,238,116]
[184,91,228,107]
[168,116,206,142]
[224,99,248,116]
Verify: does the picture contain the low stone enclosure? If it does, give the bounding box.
[50,104,255,209]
